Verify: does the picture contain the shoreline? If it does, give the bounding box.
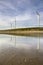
[0,27,43,36]
[0,30,43,37]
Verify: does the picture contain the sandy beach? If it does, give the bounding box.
[0,47,43,65]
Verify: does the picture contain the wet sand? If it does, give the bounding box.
[0,46,43,65]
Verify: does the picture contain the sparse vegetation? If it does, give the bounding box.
[0,27,43,36]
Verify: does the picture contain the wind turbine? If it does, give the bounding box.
[36,11,40,50]
[36,11,40,27]
[10,22,12,29]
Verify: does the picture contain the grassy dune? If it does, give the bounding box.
[0,27,43,36]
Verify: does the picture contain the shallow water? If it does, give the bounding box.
[0,34,43,65]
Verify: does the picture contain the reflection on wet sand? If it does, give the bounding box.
[0,47,43,65]
[0,34,43,65]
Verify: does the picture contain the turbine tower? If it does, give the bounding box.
[15,18,16,29]
[10,22,13,41]
[36,11,40,27]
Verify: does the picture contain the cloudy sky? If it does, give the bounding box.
[0,0,43,29]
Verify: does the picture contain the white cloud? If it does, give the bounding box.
[0,13,31,24]
[0,1,16,10]
[16,13,31,21]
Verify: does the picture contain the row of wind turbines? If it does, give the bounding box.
[10,11,40,50]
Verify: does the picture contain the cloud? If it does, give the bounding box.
[0,1,15,10]
[16,13,31,21]
[0,12,31,24]
[0,0,43,29]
